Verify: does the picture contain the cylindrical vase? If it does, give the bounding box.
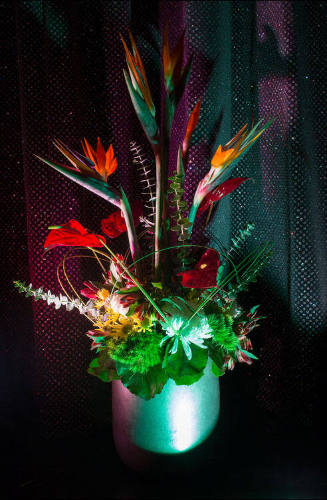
[112,360,220,471]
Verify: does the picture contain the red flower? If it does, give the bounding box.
[198,177,249,215]
[101,200,143,238]
[80,282,99,299]
[44,220,105,250]
[178,249,220,288]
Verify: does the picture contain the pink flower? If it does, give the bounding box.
[80,282,99,299]
[236,350,253,365]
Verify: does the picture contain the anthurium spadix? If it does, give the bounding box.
[188,119,273,229]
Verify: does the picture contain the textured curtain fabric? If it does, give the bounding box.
[2,0,327,438]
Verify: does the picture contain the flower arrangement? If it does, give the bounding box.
[14,27,272,400]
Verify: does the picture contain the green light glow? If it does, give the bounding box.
[114,360,220,455]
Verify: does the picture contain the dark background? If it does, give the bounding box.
[2,0,327,498]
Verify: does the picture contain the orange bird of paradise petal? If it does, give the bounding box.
[211,122,265,170]
[211,144,236,169]
[184,100,201,143]
[82,138,118,182]
[120,31,155,116]
[162,23,185,91]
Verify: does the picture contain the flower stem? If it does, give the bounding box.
[101,241,166,320]
[120,189,143,280]
[154,151,162,280]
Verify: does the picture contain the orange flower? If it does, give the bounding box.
[211,123,265,171]
[82,138,118,182]
[120,30,155,116]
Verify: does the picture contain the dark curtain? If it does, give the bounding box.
[2,0,327,496]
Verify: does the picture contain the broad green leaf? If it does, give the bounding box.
[164,342,208,385]
[88,352,119,383]
[116,362,168,399]
[211,360,225,377]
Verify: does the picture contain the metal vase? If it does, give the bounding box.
[112,360,220,469]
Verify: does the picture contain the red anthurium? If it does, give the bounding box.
[101,200,143,238]
[178,248,220,288]
[198,177,249,215]
[44,220,105,250]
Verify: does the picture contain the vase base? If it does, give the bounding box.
[113,420,218,475]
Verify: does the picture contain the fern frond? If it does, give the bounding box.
[225,244,273,297]
[226,222,255,259]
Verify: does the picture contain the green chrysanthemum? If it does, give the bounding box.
[111,331,163,374]
[105,336,124,356]
[207,313,239,352]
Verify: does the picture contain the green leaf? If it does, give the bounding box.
[116,286,139,294]
[126,301,140,317]
[238,348,258,360]
[250,304,260,314]
[123,70,159,145]
[206,341,225,368]
[88,352,119,383]
[164,342,208,385]
[116,362,168,399]
[151,282,163,289]
[177,146,185,178]
[211,360,225,377]
[35,156,122,207]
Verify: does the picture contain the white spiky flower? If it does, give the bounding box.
[159,298,212,360]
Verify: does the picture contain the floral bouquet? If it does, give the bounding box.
[14,27,272,400]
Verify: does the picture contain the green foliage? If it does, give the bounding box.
[207,313,239,352]
[111,331,163,374]
[116,362,168,399]
[88,351,119,383]
[105,336,125,356]
[206,341,224,370]
[123,69,159,145]
[226,244,273,297]
[14,280,43,299]
[226,223,255,258]
[168,153,191,243]
[163,341,208,385]
[217,223,256,285]
[211,360,225,377]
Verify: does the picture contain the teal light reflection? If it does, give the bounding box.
[170,391,196,452]
[129,361,220,454]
